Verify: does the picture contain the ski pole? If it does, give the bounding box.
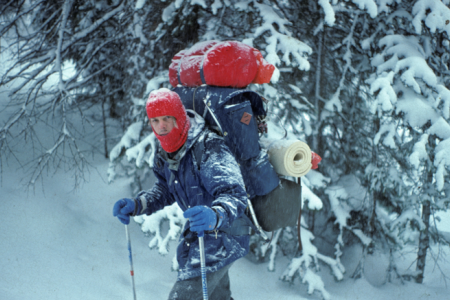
[125,225,137,300]
[198,231,208,300]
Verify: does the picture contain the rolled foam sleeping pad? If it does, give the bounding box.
[261,139,312,177]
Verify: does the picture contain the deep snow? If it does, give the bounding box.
[1,154,449,300]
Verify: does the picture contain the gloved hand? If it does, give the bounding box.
[183,205,218,233]
[113,198,135,225]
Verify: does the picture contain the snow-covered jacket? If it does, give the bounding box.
[135,110,250,280]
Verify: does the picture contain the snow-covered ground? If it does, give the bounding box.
[1,154,449,300]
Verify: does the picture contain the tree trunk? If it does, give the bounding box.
[368,117,380,236]
[415,199,431,283]
[102,99,109,159]
[313,29,324,151]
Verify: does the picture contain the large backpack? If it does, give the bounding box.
[173,85,280,199]
[170,41,304,246]
[173,86,303,242]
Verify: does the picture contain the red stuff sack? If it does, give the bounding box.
[169,40,275,88]
[311,152,322,170]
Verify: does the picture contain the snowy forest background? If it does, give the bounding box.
[1,0,450,299]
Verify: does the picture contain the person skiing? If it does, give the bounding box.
[113,88,249,300]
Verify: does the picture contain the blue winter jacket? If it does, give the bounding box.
[135,110,250,281]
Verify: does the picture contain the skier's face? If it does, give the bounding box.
[150,116,177,136]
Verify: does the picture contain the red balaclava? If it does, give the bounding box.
[146,88,190,153]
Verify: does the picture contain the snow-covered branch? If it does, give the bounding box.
[134,203,186,255]
[325,13,360,113]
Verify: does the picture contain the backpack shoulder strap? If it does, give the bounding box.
[192,130,209,170]
[152,141,164,169]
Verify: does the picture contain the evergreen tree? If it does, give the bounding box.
[363,0,450,283]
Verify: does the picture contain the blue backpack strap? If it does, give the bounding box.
[192,128,225,170]
[199,58,207,85]
[192,130,208,170]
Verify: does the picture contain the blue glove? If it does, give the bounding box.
[113,198,135,225]
[183,206,218,233]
